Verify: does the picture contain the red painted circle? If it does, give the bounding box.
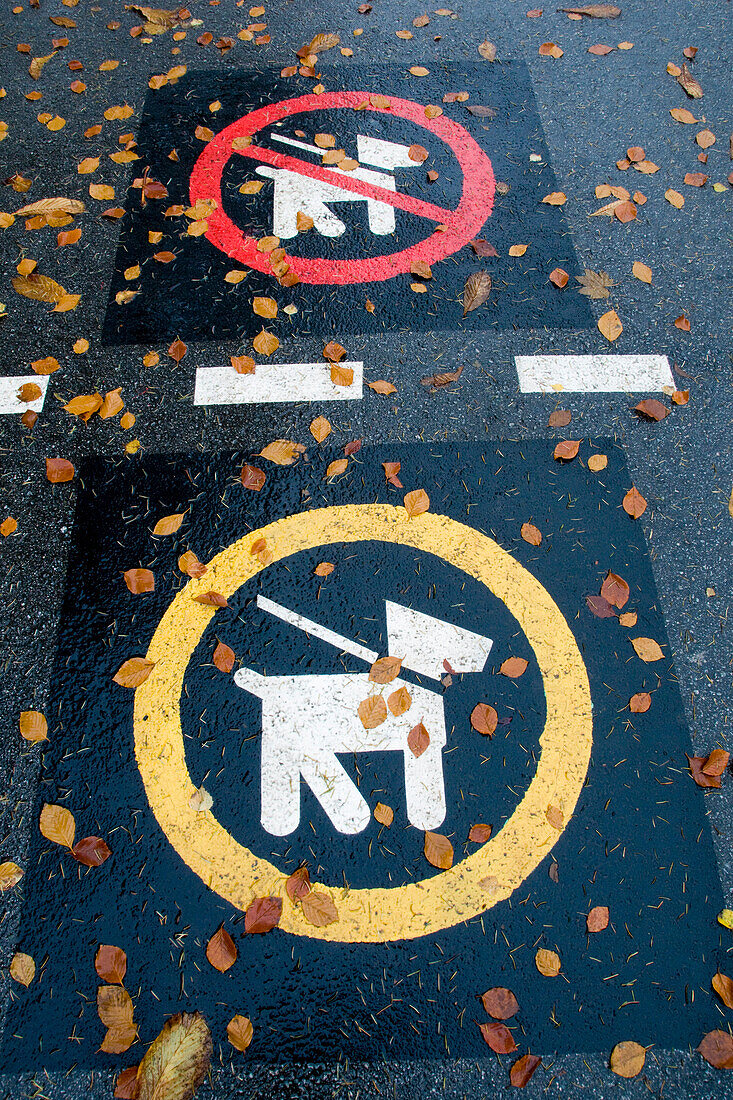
[189,91,495,285]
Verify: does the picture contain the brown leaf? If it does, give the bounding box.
[635,398,669,421]
[408,722,430,757]
[554,439,580,461]
[482,987,519,1019]
[153,513,185,536]
[114,1066,140,1098]
[368,379,397,395]
[600,571,629,608]
[231,355,255,374]
[369,656,402,684]
[665,188,685,209]
[193,591,228,608]
[712,973,733,1009]
[535,947,561,976]
[374,802,394,827]
[241,464,266,490]
[559,3,620,14]
[510,1054,542,1087]
[113,657,155,688]
[479,1021,517,1053]
[40,803,75,848]
[326,458,349,479]
[213,642,235,673]
[124,568,154,594]
[477,40,497,60]
[678,62,703,98]
[703,749,730,776]
[520,522,542,546]
[404,488,430,517]
[470,703,497,736]
[631,637,664,662]
[179,551,207,578]
[46,457,75,483]
[0,863,23,891]
[72,836,111,866]
[588,42,614,54]
[301,890,339,926]
[629,692,651,713]
[463,271,492,315]
[408,143,429,163]
[64,393,103,420]
[576,269,614,298]
[285,865,311,902]
[684,172,708,187]
[323,340,347,362]
[303,31,340,55]
[95,944,127,984]
[19,710,48,742]
[309,415,332,442]
[500,656,528,677]
[387,686,412,716]
[244,896,282,934]
[168,338,187,362]
[32,356,61,375]
[101,1025,137,1055]
[546,805,564,830]
[610,1040,646,1077]
[136,1012,212,1100]
[206,926,237,972]
[598,309,623,341]
[227,1015,253,1052]
[623,486,647,518]
[586,905,609,932]
[314,562,335,577]
[358,695,387,729]
[383,461,402,486]
[421,365,464,389]
[548,409,571,427]
[424,831,454,869]
[549,267,569,288]
[468,822,493,843]
[260,440,304,466]
[13,273,69,304]
[587,595,616,618]
[471,239,499,257]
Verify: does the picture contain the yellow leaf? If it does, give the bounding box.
[12,273,67,304]
[39,802,75,848]
[89,183,114,200]
[631,637,664,662]
[535,947,561,976]
[29,52,57,80]
[717,908,733,929]
[136,1011,212,1100]
[97,984,134,1029]
[252,296,278,319]
[587,453,608,472]
[0,862,23,891]
[610,1041,646,1078]
[665,188,685,209]
[10,952,35,986]
[46,116,66,131]
[1,516,18,535]
[259,440,304,466]
[113,657,155,688]
[53,293,81,312]
[598,309,622,341]
[224,269,247,284]
[101,1024,137,1054]
[77,157,99,174]
[239,180,263,194]
[388,686,412,716]
[357,695,387,729]
[409,65,429,75]
[99,388,124,419]
[19,710,48,742]
[153,513,185,536]
[64,393,103,418]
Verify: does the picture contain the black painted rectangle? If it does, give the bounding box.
[101,63,593,345]
[2,442,727,1074]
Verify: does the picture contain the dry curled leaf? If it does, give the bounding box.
[678,62,703,98]
[424,831,453,869]
[463,271,492,315]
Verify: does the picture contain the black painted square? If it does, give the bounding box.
[3,442,727,1074]
[101,64,593,345]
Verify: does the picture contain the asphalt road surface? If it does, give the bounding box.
[0,0,732,1098]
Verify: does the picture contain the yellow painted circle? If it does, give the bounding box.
[134,504,592,943]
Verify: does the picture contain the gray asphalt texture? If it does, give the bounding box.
[0,0,732,1096]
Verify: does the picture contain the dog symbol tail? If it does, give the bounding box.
[233,667,268,699]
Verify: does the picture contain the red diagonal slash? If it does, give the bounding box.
[233,143,458,227]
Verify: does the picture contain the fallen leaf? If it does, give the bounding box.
[477,40,497,60]
[587,905,609,932]
[369,656,402,683]
[325,458,348,479]
[479,1021,517,1053]
[588,43,615,54]
[665,188,685,209]
[538,41,563,57]
[323,340,347,362]
[678,62,703,98]
[554,439,580,461]
[610,1040,646,1077]
[632,261,652,283]
[19,710,47,742]
[631,637,664,662]
[586,595,616,618]
[244,896,282,934]
[46,457,75,483]
[309,415,331,442]
[684,172,708,187]
[241,464,266,491]
[500,656,528,677]
[206,926,237,972]
[408,721,430,757]
[635,398,669,421]
[13,273,69,304]
[713,973,733,1009]
[598,309,623,341]
[404,488,430,517]
[193,591,228,609]
[521,522,542,546]
[549,267,569,288]
[623,486,647,518]
[471,239,499,257]
[468,823,492,843]
[482,986,519,1019]
[374,802,394,827]
[136,1012,212,1100]
[40,803,75,848]
[301,890,339,926]
[630,692,651,713]
[388,686,412,715]
[124,568,154,594]
[1,515,19,535]
[588,453,608,471]
[600,571,629,608]
[546,805,564,830]
[368,379,397,395]
[179,551,207,578]
[548,409,571,427]
[463,271,492,315]
[113,657,155,688]
[508,243,528,256]
[10,952,35,986]
[0,863,23,891]
[535,947,561,976]
[188,786,213,812]
[153,513,184,536]
[470,703,498,735]
[542,191,567,205]
[576,269,614,298]
[510,1054,542,1087]
[424,831,453,869]
[670,107,699,123]
[213,642,235,673]
[285,865,311,902]
[227,1015,253,1052]
[559,3,620,12]
[168,338,187,362]
[358,695,387,729]
[702,748,730,776]
[331,364,354,386]
[95,945,127,985]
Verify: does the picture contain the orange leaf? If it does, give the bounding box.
[19,710,47,742]
[213,642,235,672]
[358,695,387,729]
[241,464,266,489]
[244,895,282,934]
[95,944,127,984]
[535,947,561,976]
[407,721,430,757]
[227,1015,254,1052]
[168,338,187,362]
[153,512,185,536]
[46,457,74,483]
[253,329,279,356]
[206,926,237,971]
[500,656,528,677]
[404,488,429,517]
[113,657,155,688]
[554,439,580,461]
[470,703,497,735]
[586,905,609,932]
[325,458,348,479]
[374,802,394,826]
[369,656,402,684]
[598,309,623,341]
[424,831,453,869]
[387,685,412,715]
[481,986,519,1019]
[309,415,332,442]
[623,486,647,518]
[124,568,154,594]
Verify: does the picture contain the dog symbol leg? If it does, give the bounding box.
[402,739,447,831]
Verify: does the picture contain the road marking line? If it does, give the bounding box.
[515,354,675,393]
[193,361,364,405]
[234,144,457,225]
[257,594,379,664]
[0,374,49,415]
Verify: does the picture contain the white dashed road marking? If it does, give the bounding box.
[193,361,364,405]
[515,354,675,393]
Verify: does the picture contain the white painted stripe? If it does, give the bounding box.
[0,374,49,415]
[515,355,674,393]
[194,362,363,405]
[270,132,323,156]
[257,595,379,665]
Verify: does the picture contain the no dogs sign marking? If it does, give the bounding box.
[189,90,495,284]
[102,64,594,344]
